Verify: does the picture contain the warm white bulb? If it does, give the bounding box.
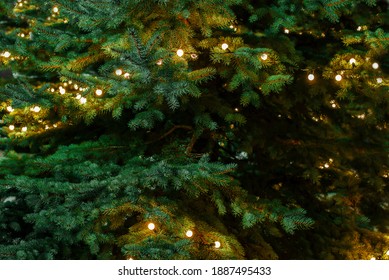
[33,106,41,113]
[186,230,193,238]
[148,223,155,231]
[357,26,362,31]
[59,87,66,94]
[324,163,330,168]
[53,6,59,13]
[349,58,356,65]
[335,74,342,81]
[221,43,229,50]
[9,125,15,131]
[22,126,27,132]
[370,257,376,260]
[308,74,315,81]
[376,78,383,84]
[214,241,221,248]
[386,250,389,256]
[156,59,163,65]
[176,49,184,57]
[6,106,14,112]
[95,89,103,96]
[80,97,87,104]
[2,51,11,58]
[284,28,290,34]
[261,53,268,61]
[372,62,379,69]
[76,94,81,99]
[115,69,123,76]
[124,72,130,78]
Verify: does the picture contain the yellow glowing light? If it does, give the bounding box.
[308,74,315,81]
[74,84,79,90]
[33,106,41,113]
[234,108,239,112]
[176,49,184,57]
[349,58,356,65]
[376,78,383,84]
[50,88,55,92]
[335,74,342,82]
[221,43,229,50]
[9,125,15,131]
[372,62,379,69]
[115,69,123,76]
[124,72,130,78]
[261,53,268,61]
[53,6,59,13]
[76,94,82,99]
[284,28,290,34]
[186,230,193,238]
[1,51,11,58]
[80,97,87,104]
[6,106,14,112]
[148,223,155,231]
[22,127,27,132]
[214,241,221,248]
[324,163,330,168]
[156,59,163,66]
[95,89,103,96]
[59,87,66,94]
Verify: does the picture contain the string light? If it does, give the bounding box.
[80,97,87,104]
[376,78,383,84]
[59,87,66,94]
[76,94,82,99]
[9,125,15,131]
[53,6,59,13]
[370,257,376,260]
[115,69,123,76]
[6,106,14,112]
[308,74,315,81]
[74,84,79,90]
[260,53,268,61]
[95,89,103,96]
[186,230,193,238]
[191,54,198,59]
[1,51,11,58]
[324,163,330,168]
[21,126,27,132]
[284,28,290,34]
[33,106,41,113]
[123,72,130,78]
[372,62,379,69]
[214,241,221,248]
[176,49,184,57]
[148,223,155,231]
[221,43,229,50]
[50,88,55,92]
[386,250,389,256]
[335,74,342,82]
[357,26,362,31]
[349,58,356,65]
[156,59,163,65]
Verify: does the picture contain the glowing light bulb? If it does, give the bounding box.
[76,94,81,99]
[156,59,163,65]
[376,78,383,84]
[9,125,15,131]
[214,241,221,248]
[22,126,27,132]
[308,74,315,81]
[229,25,234,29]
[59,87,66,94]
[335,74,342,82]
[370,257,376,260]
[33,106,41,113]
[234,108,239,112]
[80,97,87,104]
[372,62,379,69]
[95,89,103,96]
[284,28,290,34]
[191,54,198,59]
[349,58,356,65]
[50,88,55,92]
[6,106,14,112]
[53,6,59,13]
[261,53,268,61]
[115,69,123,76]
[1,51,11,58]
[127,257,134,260]
[176,49,184,57]
[221,43,229,50]
[124,72,130,78]
[357,26,362,31]
[386,250,389,256]
[186,230,193,238]
[324,163,330,168]
[148,223,155,231]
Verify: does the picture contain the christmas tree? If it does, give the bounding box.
[0,0,388,260]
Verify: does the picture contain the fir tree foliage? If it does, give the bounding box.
[0,0,388,259]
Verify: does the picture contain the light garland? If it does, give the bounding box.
[8,125,15,131]
[260,53,268,61]
[176,49,184,57]
[186,230,193,238]
[372,62,379,69]
[95,89,103,96]
[6,106,14,112]
[335,74,342,82]
[221,43,229,50]
[148,223,155,231]
[21,126,27,132]
[308,74,315,81]
[214,241,221,248]
[115,69,123,76]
